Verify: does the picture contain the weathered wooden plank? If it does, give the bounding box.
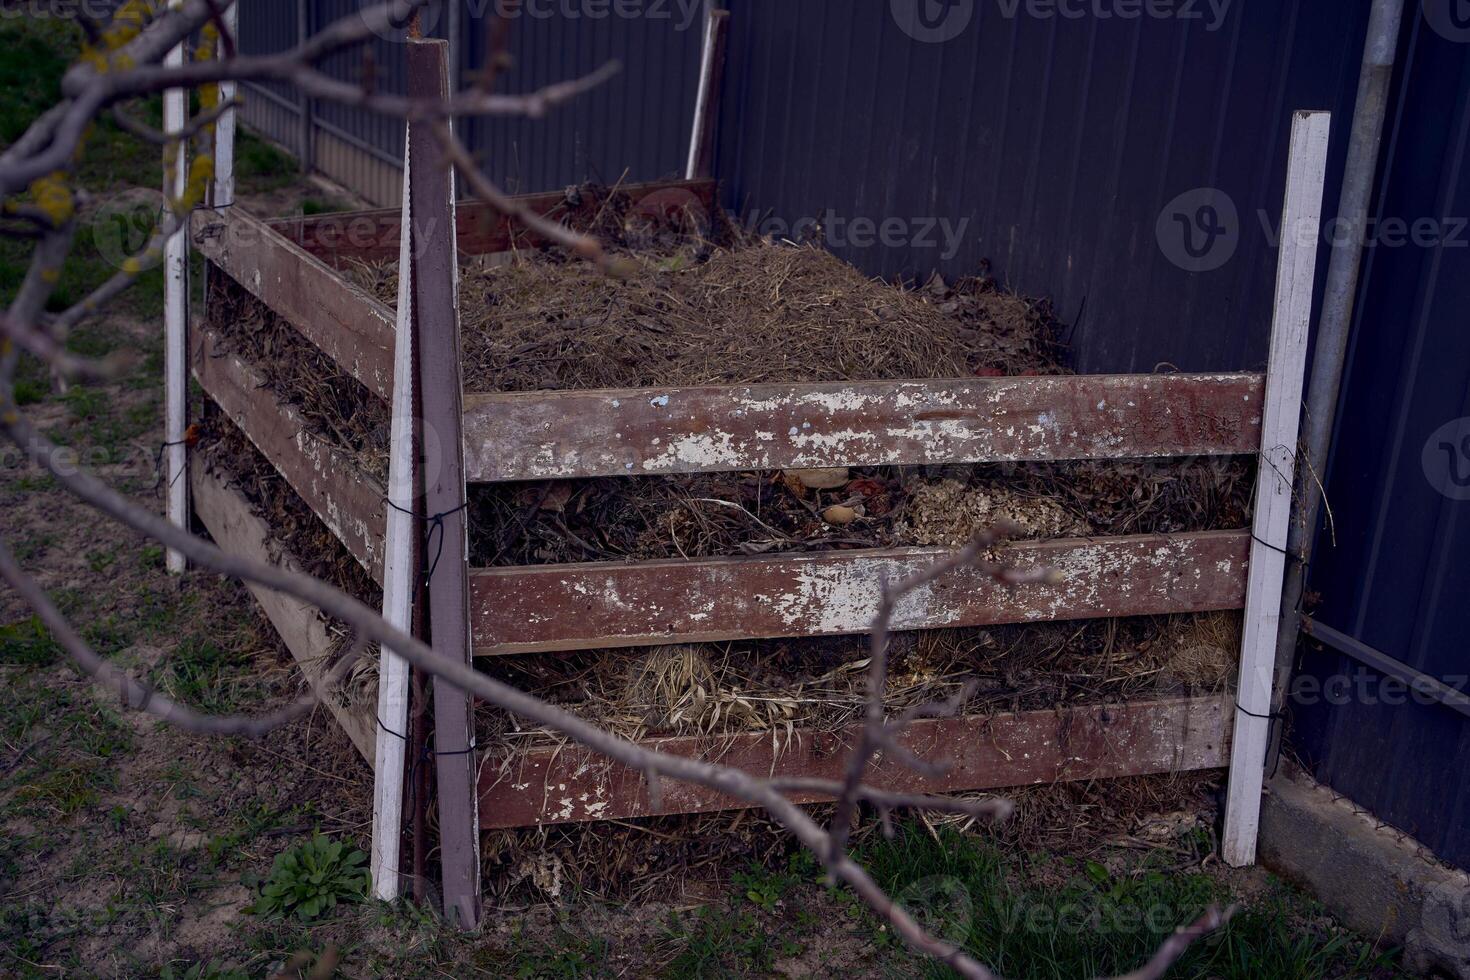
[193,326,386,580]
[462,373,1264,482]
[470,530,1249,655]
[406,38,480,931]
[478,696,1231,828]
[192,206,397,400]
[266,178,719,262]
[191,464,375,761]
[1223,111,1330,868]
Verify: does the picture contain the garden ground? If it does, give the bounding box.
[0,16,1411,979]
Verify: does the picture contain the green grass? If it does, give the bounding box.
[163,635,255,715]
[236,130,301,191]
[0,615,62,667]
[507,929,612,979]
[850,826,1403,979]
[0,18,70,146]
[0,15,304,420]
[0,666,133,821]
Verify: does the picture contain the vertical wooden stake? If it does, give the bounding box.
[163,43,189,574]
[372,149,417,902]
[684,6,730,181]
[296,1,315,174]
[214,2,237,210]
[405,37,480,928]
[1223,109,1332,867]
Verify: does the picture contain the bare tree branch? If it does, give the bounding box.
[0,403,1008,976]
[827,523,1061,861]
[111,96,241,146]
[0,7,1236,974]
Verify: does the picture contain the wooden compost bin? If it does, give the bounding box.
[188,179,1258,834]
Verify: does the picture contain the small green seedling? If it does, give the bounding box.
[251,833,370,922]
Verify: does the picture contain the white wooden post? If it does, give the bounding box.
[1222,109,1332,867]
[163,44,189,574]
[372,150,417,902]
[214,3,238,210]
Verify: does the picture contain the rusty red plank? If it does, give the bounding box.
[192,207,397,400]
[478,696,1231,828]
[462,373,1264,482]
[193,326,386,580]
[469,530,1249,655]
[266,178,719,262]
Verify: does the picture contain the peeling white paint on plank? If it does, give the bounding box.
[469,530,1250,655]
[462,373,1264,482]
[478,696,1232,827]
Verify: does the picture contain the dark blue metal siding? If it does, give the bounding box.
[714,0,1370,374]
[235,0,298,107]
[238,4,1374,375]
[312,0,413,164]
[461,3,702,194]
[236,3,701,189]
[1292,11,1470,871]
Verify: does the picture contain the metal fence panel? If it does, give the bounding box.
[1292,12,1470,872]
[713,0,1371,374]
[459,1,703,194]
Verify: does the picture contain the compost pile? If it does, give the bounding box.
[205,186,1249,819]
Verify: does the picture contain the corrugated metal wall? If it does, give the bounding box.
[238,1,1374,374]
[238,2,702,205]
[461,2,703,194]
[235,0,300,152]
[1290,11,1470,872]
[714,0,1371,374]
